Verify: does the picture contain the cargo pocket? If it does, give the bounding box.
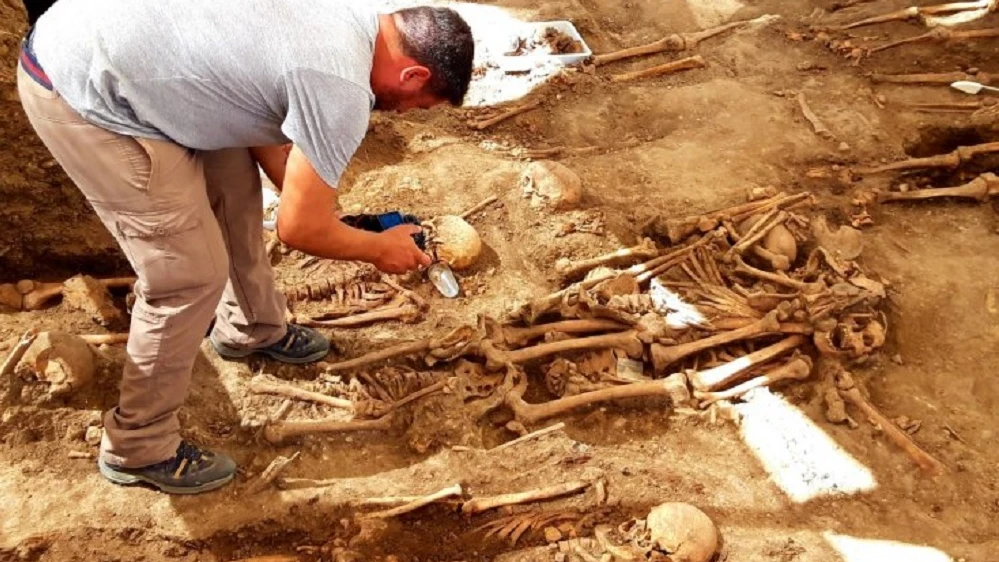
[115,210,225,298]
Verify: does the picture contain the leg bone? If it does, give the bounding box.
[651,312,780,373]
[608,55,706,83]
[460,481,590,515]
[688,335,805,391]
[249,375,354,410]
[695,355,812,406]
[877,173,999,203]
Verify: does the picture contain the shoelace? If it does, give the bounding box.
[170,441,206,479]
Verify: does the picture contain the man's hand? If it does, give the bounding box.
[373,225,433,273]
[277,146,429,274]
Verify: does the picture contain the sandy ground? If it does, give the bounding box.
[2,0,999,561]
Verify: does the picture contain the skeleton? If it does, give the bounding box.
[608,55,707,83]
[876,172,999,203]
[282,276,393,308]
[835,366,947,475]
[467,99,542,130]
[592,15,778,66]
[12,276,135,312]
[460,481,591,515]
[797,92,836,141]
[856,141,999,175]
[822,0,997,30]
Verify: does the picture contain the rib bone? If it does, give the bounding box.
[688,335,805,391]
[695,355,812,406]
[651,312,780,373]
[460,481,590,515]
[658,192,811,243]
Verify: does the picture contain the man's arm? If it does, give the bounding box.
[250,144,292,192]
[276,146,431,274]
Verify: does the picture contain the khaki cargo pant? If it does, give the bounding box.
[17,63,288,468]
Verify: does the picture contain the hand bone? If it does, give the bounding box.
[695,355,812,407]
[651,312,780,373]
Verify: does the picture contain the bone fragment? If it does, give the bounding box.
[380,276,428,310]
[366,484,465,519]
[733,256,825,294]
[461,481,590,515]
[246,452,300,494]
[249,375,353,410]
[556,240,659,281]
[506,372,690,424]
[1,329,38,379]
[695,356,812,406]
[877,173,999,203]
[495,331,644,369]
[263,415,392,444]
[79,333,129,345]
[837,372,947,475]
[299,303,419,328]
[798,93,835,140]
[20,277,135,311]
[608,55,706,83]
[651,312,780,373]
[593,15,778,66]
[752,246,792,271]
[659,192,811,243]
[901,100,990,112]
[729,210,788,259]
[871,71,998,84]
[710,317,813,335]
[856,141,999,175]
[501,319,629,348]
[688,335,805,391]
[870,26,999,54]
[491,422,566,451]
[460,195,500,220]
[319,340,431,374]
[469,100,543,130]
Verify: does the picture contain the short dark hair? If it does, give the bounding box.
[393,6,475,106]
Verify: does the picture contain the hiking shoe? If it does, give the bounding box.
[98,441,236,495]
[210,323,329,364]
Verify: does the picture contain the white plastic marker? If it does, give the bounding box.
[950,80,999,96]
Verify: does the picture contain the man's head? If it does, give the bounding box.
[371,7,475,112]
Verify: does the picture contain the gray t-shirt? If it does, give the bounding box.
[33,0,378,187]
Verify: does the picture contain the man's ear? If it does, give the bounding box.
[399,65,432,92]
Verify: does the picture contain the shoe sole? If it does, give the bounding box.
[209,336,329,364]
[98,458,234,495]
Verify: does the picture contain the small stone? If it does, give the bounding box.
[85,426,103,446]
[898,183,909,193]
[838,142,851,152]
[891,354,904,365]
[967,67,979,75]
[544,527,563,543]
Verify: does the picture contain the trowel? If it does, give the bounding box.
[950,80,999,96]
[425,248,461,299]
